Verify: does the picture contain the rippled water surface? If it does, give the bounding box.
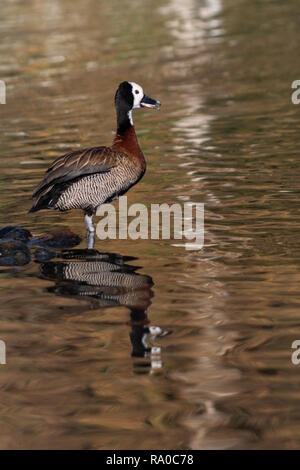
[1,0,300,450]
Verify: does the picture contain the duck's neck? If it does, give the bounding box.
[112,109,145,168]
[116,107,133,135]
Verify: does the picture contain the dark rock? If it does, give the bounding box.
[0,226,32,243]
[0,239,31,266]
[29,229,82,249]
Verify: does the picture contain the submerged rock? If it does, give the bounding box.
[0,239,31,266]
[34,247,58,263]
[0,226,32,243]
[30,229,82,249]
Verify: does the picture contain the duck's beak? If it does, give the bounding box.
[140,94,161,110]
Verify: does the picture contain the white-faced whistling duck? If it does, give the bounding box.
[29,81,161,248]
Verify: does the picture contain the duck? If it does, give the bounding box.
[29,81,161,248]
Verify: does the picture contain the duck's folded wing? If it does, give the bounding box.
[33,146,116,198]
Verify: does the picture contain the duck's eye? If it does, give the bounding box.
[135,90,139,94]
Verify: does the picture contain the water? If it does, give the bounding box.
[1,0,300,449]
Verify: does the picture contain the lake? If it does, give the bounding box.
[0,0,300,449]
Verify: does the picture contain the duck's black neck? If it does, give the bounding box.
[116,107,133,135]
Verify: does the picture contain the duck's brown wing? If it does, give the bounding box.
[32,146,116,198]
[29,146,120,213]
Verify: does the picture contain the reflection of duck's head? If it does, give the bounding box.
[39,249,153,311]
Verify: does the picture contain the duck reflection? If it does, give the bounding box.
[39,249,169,372]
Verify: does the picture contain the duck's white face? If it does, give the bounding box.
[128,82,144,109]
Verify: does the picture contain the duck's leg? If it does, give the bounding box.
[87,230,95,249]
[85,213,95,233]
[85,212,95,249]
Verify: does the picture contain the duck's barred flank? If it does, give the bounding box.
[54,163,141,212]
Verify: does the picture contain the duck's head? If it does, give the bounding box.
[115,81,161,117]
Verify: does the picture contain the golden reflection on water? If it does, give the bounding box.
[1,0,300,450]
